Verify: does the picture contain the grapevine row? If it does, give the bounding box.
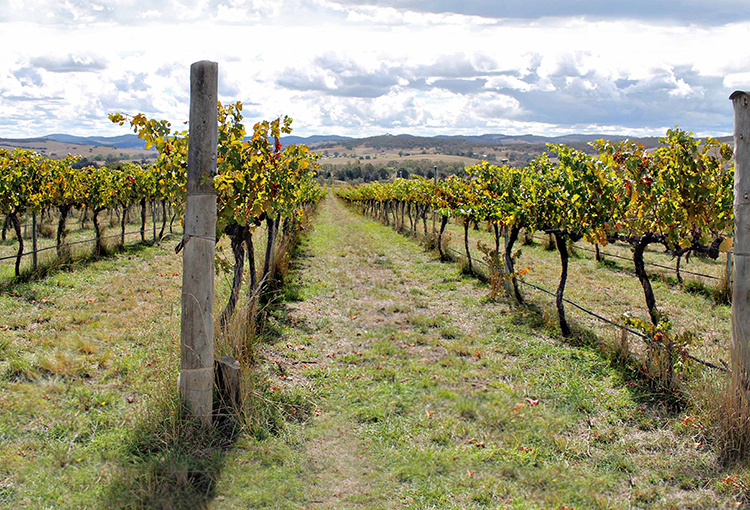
[2,102,325,327]
[337,127,733,383]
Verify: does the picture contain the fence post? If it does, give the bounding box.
[179,60,218,426]
[731,90,750,410]
[32,212,37,272]
[727,250,734,288]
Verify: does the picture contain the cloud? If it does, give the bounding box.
[113,72,149,92]
[277,54,402,98]
[333,0,750,26]
[12,67,44,87]
[430,78,487,94]
[268,47,736,136]
[30,54,107,73]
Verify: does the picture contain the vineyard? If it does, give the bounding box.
[337,128,735,390]
[2,83,750,509]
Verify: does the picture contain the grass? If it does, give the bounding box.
[207,195,748,508]
[433,218,731,369]
[2,195,748,508]
[0,215,286,509]
[0,238,186,508]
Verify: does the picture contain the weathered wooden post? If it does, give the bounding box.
[179,61,218,425]
[731,90,750,411]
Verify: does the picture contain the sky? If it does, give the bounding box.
[1,0,749,139]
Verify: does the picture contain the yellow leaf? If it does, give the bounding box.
[719,237,734,253]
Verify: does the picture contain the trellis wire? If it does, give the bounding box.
[0,228,148,263]
[441,244,727,372]
[530,233,722,281]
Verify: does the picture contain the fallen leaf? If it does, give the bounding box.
[525,398,539,407]
[681,416,696,426]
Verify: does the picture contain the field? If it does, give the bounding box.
[0,138,156,163]
[1,192,748,509]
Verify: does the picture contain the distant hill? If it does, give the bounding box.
[36,133,353,150]
[278,135,353,146]
[43,133,147,150]
[1,131,733,155]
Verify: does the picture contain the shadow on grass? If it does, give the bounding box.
[104,399,239,510]
[507,294,687,413]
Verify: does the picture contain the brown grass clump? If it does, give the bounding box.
[713,379,750,463]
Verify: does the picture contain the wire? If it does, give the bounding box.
[440,244,728,372]
[529,234,723,281]
[0,229,151,263]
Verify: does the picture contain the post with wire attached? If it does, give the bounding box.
[731,90,750,421]
[179,60,218,426]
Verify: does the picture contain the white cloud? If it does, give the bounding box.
[0,2,747,138]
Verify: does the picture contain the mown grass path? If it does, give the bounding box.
[214,195,740,509]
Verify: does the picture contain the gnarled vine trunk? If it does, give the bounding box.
[57,205,70,256]
[632,234,660,326]
[10,213,23,277]
[437,215,449,260]
[505,225,523,303]
[92,207,105,256]
[220,222,246,330]
[553,231,571,337]
[140,198,146,242]
[463,218,473,274]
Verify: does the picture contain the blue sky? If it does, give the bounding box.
[1,0,748,138]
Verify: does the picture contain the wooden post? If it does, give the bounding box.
[727,250,734,288]
[215,356,242,414]
[31,212,37,272]
[179,61,218,425]
[731,90,750,407]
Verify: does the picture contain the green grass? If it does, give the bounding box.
[0,219,280,509]
[2,196,747,508]
[208,195,746,508]
[434,218,731,367]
